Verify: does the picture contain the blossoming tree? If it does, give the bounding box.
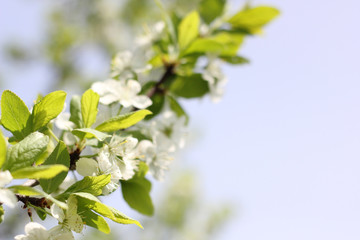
[0,0,279,239]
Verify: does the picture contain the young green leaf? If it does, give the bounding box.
[121,162,154,216]
[210,31,244,56]
[96,110,152,132]
[199,0,226,24]
[72,192,142,228]
[3,132,49,172]
[178,11,200,51]
[81,89,99,128]
[228,6,280,33]
[11,165,68,179]
[221,55,250,65]
[58,175,111,199]
[72,128,110,141]
[0,90,31,140]
[183,31,244,57]
[69,95,84,128]
[9,185,67,209]
[32,91,67,131]
[40,141,70,194]
[0,130,6,168]
[183,38,223,56]
[78,205,110,234]
[170,74,209,98]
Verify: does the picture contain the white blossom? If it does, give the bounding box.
[151,111,186,153]
[76,136,140,194]
[202,58,228,103]
[111,51,133,77]
[91,79,152,109]
[137,139,173,181]
[49,196,83,239]
[110,51,151,78]
[0,170,17,208]
[103,136,139,180]
[54,112,75,131]
[136,21,165,47]
[15,222,50,240]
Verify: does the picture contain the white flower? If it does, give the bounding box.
[151,111,186,153]
[15,222,50,240]
[0,170,17,208]
[104,136,139,180]
[50,196,83,238]
[76,136,140,194]
[111,51,133,77]
[137,140,173,181]
[53,103,76,131]
[202,58,228,103]
[58,175,76,193]
[91,79,152,109]
[110,51,152,78]
[136,21,165,47]
[54,112,75,131]
[48,226,74,240]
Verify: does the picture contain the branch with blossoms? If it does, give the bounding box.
[0,1,279,239]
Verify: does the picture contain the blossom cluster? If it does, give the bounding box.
[0,1,279,239]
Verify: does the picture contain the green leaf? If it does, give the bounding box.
[0,130,6,169]
[178,11,200,51]
[183,38,224,56]
[72,128,110,141]
[0,90,31,140]
[228,6,280,33]
[210,32,244,56]
[72,192,142,228]
[81,89,99,128]
[170,74,209,98]
[11,165,68,179]
[199,0,226,24]
[167,95,189,124]
[3,132,49,172]
[32,91,67,131]
[146,93,165,120]
[121,162,154,216]
[39,141,70,194]
[221,55,250,65]
[78,206,110,234]
[96,110,152,132]
[35,208,47,221]
[184,32,244,57]
[0,205,4,224]
[69,95,83,128]
[9,185,67,209]
[58,175,111,199]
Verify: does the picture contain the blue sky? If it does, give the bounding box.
[1,0,360,239]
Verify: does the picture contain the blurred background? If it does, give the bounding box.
[1,0,360,239]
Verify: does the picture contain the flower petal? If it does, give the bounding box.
[76,158,98,177]
[0,189,17,208]
[132,95,152,109]
[0,170,13,187]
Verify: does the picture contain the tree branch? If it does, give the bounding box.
[147,63,176,98]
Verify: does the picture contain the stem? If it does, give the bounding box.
[147,63,176,98]
[16,195,50,209]
[48,128,59,143]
